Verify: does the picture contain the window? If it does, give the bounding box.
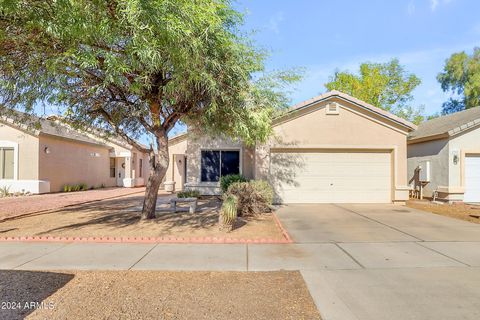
[109,158,116,178]
[0,148,14,179]
[139,159,143,178]
[201,150,240,182]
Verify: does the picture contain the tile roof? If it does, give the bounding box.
[408,107,480,141]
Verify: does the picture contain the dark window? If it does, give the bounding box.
[201,151,220,182]
[221,151,240,176]
[201,150,240,182]
[139,159,143,178]
[109,158,116,178]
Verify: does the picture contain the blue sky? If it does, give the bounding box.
[235,0,480,116]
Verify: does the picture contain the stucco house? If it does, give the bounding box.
[0,113,149,194]
[408,107,480,203]
[166,90,416,204]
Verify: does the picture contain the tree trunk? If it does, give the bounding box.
[141,133,169,219]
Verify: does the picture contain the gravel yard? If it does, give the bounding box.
[1,270,321,320]
[0,187,146,221]
[407,199,480,224]
[0,194,285,241]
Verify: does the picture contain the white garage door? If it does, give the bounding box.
[270,150,392,203]
[464,156,480,202]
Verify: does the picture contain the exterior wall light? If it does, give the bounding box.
[44,146,51,154]
[452,150,459,165]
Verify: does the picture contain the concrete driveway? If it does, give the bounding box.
[275,203,480,320]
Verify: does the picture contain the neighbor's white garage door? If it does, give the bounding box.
[464,156,480,202]
[270,150,392,203]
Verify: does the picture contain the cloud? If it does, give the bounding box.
[430,0,454,11]
[407,0,416,15]
[266,11,284,34]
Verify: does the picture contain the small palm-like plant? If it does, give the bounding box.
[0,186,11,197]
[219,194,238,232]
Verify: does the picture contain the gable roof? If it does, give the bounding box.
[408,107,480,143]
[276,90,417,131]
[0,109,145,149]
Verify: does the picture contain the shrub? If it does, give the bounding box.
[225,180,274,216]
[177,189,201,198]
[250,180,274,206]
[63,183,88,192]
[220,174,247,193]
[0,186,11,197]
[219,194,238,231]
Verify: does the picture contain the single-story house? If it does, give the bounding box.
[167,90,416,204]
[408,107,480,203]
[0,113,149,193]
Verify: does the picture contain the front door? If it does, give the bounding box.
[116,157,126,187]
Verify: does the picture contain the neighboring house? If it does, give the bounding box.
[167,90,416,204]
[0,113,149,194]
[408,107,480,203]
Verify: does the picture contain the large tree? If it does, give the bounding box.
[0,0,298,219]
[437,47,480,114]
[325,59,424,124]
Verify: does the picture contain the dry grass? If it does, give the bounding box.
[407,199,480,224]
[0,194,285,240]
[0,270,321,320]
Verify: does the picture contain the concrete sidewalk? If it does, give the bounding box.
[1,240,480,319]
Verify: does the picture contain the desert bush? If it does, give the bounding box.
[225,180,273,216]
[250,180,274,206]
[63,183,88,192]
[219,194,238,231]
[177,189,201,198]
[0,186,11,197]
[220,174,247,193]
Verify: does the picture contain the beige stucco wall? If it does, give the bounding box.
[184,134,255,194]
[165,137,188,191]
[38,134,116,192]
[255,98,411,202]
[0,123,39,180]
[407,138,449,198]
[177,98,411,200]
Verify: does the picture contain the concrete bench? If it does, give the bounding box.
[170,197,198,214]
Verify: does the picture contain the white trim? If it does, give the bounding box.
[0,140,19,180]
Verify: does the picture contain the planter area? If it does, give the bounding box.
[0,193,289,243]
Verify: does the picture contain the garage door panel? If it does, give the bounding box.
[464,156,480,202]
[270,151,391,203]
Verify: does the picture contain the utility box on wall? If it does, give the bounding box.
[419,160,431,182]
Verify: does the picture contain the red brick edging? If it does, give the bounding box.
[0,212,293,244]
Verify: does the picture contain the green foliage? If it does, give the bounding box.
[177,189,201,198]
[325,59,423,124]
[219,194,238,231]
[249,180,274,206]
[0,186,11,197]
[63,183,88,193]
[225,180,273,216]
[0,0,299,147]
[220,174,247,193]
[437,48,480,114]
